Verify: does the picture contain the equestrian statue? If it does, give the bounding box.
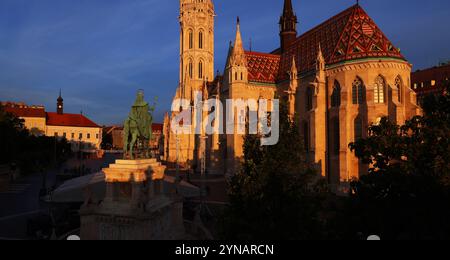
[123,90,156,160]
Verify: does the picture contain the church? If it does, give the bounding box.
[163,0,421,186]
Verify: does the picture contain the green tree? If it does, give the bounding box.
[219,103,328,240]
[348,80,450,239]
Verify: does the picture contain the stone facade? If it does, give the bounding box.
[80,159,185,240]
[164,1,421,185]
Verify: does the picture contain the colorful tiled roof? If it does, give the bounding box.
[46,112,100,128]
[245,51,281,84]
[278,4,405,80]
[3,106,46,118]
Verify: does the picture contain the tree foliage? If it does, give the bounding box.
[348,80,450,239]
[220,103,328,240]
[0,105,71,173]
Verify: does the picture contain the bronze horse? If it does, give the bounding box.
[123,91,155,160]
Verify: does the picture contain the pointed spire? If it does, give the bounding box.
[289,56,298,81]
[230,17,246,67]
[283,0,295,16]
[316,43,325,71]
[279,0,298,52]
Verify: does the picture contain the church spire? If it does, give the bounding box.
[279,0,298,52]
[230,17,246,67]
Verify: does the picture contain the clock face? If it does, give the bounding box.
[58,105,62,109]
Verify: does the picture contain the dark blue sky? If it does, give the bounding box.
[0,0,449,125]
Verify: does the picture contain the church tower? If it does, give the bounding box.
[179,0,215,100]
[165,0,216,168]
[279,0,298,52]
[57,90,64,115]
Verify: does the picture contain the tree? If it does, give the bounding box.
[0,105,72,174]
[348,79,450,239]
[219,102,328,240]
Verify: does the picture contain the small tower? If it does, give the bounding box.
[228,17,248,84]
[57,90,64,115]
[279,0,298,52]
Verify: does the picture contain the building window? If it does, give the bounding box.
[198,61,203,79]
[71,133,75,139]
[331,80,341,108]
[199,31,203,49]
[306,87,313,111]
[96,134,99,139]
[303,122,309,153]
[354,117,363,141]
[188,30,193,49]
[332,119,340,155]
[235,72,238,81]
[63,133,67,138]
[54,132,58,137]
[79,133,83,140]
[395,76,403,103]
[374,75,386,104]
[188,61,193,79]
[87,133,91,139]
[352,77,366,105]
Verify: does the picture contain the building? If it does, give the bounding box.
[164,0,421,185]
[412,62,450,105]
[2,93,103,152]
[1,102,46,135]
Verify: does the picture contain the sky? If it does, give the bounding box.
[0,0,449,125]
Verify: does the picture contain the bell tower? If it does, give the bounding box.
[57,90,64,115]
[179,0,215,100]
[279,0,298,52]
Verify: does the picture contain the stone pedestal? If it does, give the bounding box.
[80,159,185,240]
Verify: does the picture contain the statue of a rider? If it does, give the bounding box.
[123,90,155,160]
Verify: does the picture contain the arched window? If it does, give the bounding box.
[395,76,403,103]
[352,77,366,105]
[306,87,313,111]
[332,119,340,155]
[303,122,309,153]
[374,76,386,104]
[198,61,203,79]
[331,80,341,107]
[188,30,193,49]
[354,116,363,141]
[199,31,204,49]
[188,60,193,79]
[235,72,238,81]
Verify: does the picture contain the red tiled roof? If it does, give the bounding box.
[152,123,163,132]
[46,112,100,128]
[245,51,281,84]
[3,106,46,118]
[278,4,405,80]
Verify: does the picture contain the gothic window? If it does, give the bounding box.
[395,76,403,103]
[306,87,313,111]
[188,30,194,49]
[354,116,363,141]
[198,61,203,79]
[332,119,340,155]
[331,80,341,108]
[374,75,386,104]
[352,77,366,105]
[199,31,204,49]
[303,122,309,153]
[188,60,193,79]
